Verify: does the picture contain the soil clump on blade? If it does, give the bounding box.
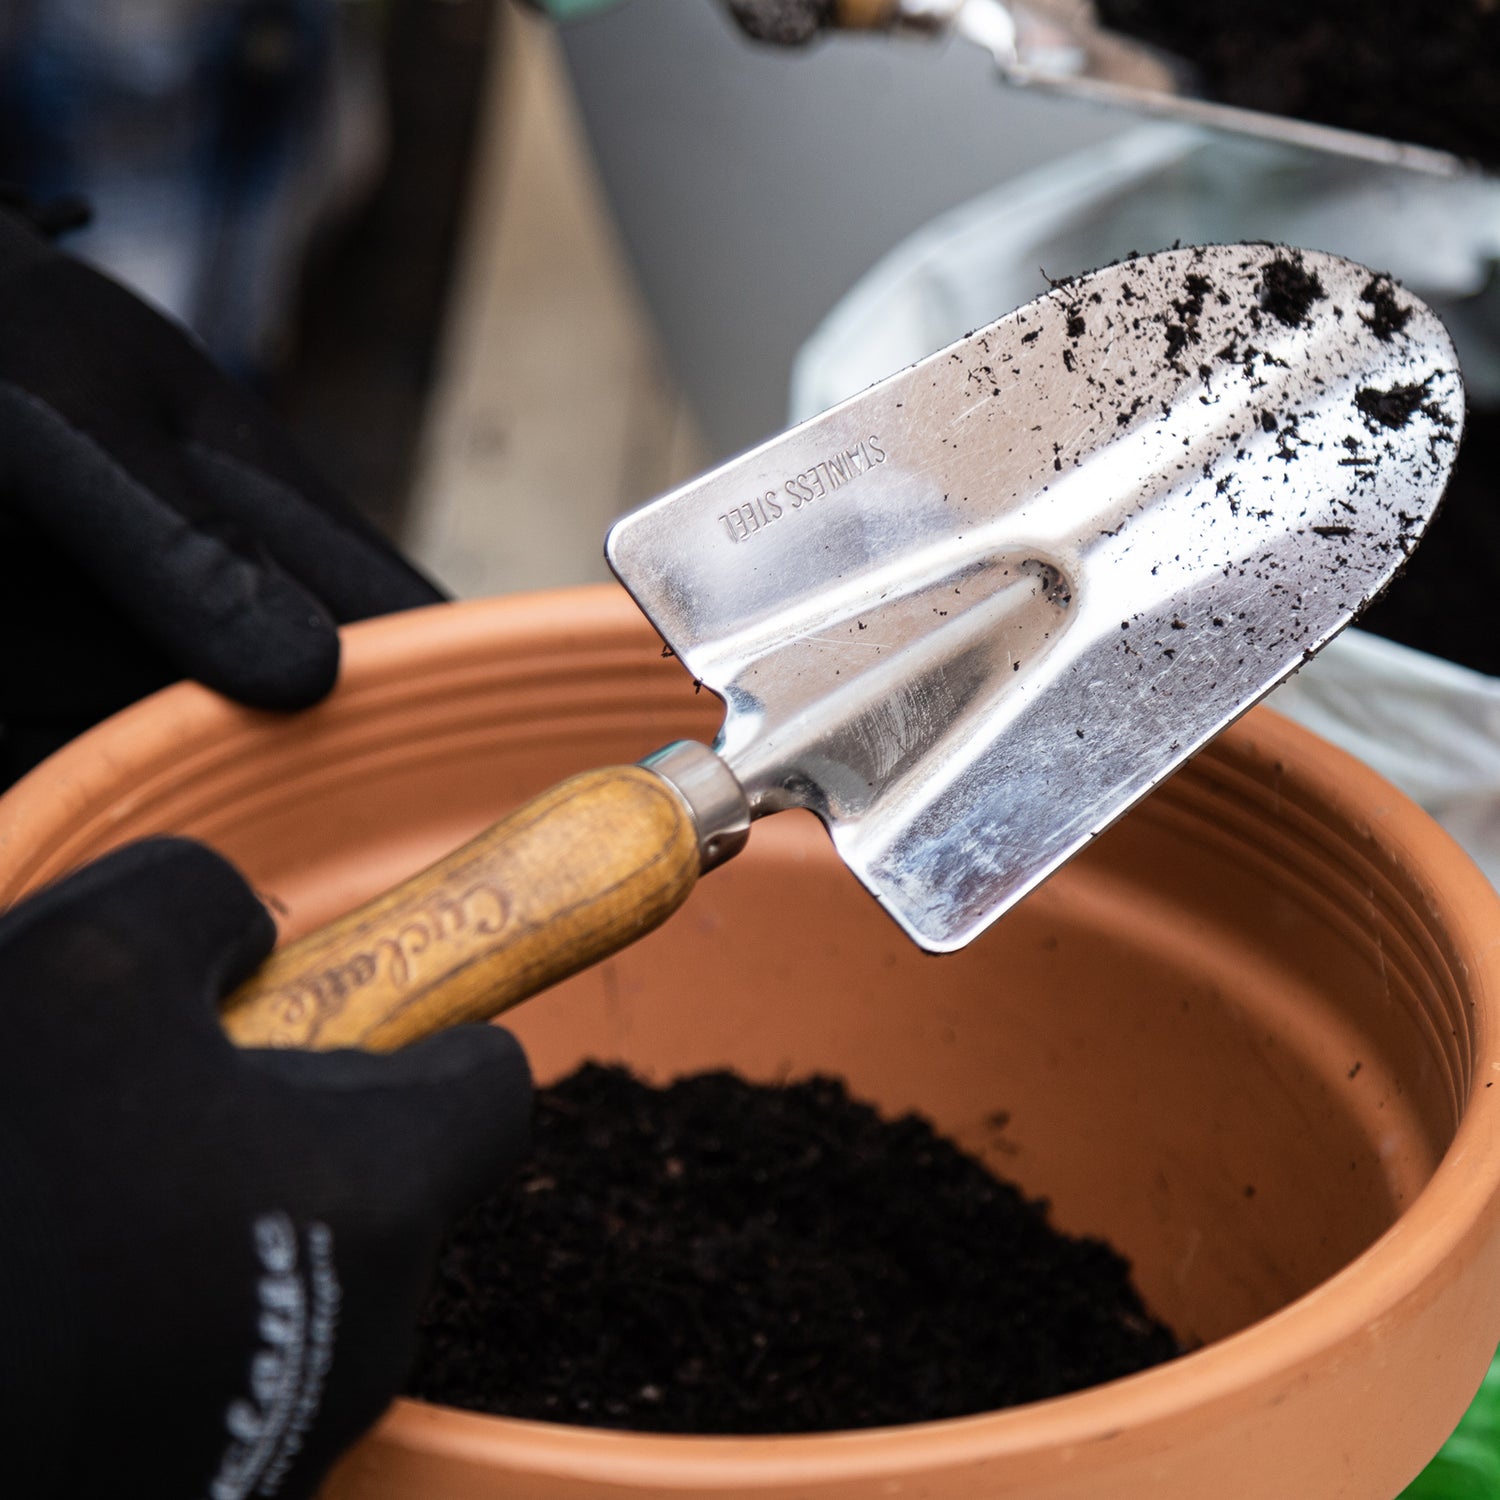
[1356,379,1433,430]
[407,1064,1182,1434]
[1259,254,1325,327]
[1360,276,1412,343]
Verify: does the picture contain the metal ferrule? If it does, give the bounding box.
[640,741,751,874]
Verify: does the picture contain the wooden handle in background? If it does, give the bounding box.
[220,765,700,1051]
[835,0,902,29]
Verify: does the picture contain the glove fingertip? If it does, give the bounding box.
[197,587,341,711]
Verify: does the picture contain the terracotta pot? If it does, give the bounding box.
[4,583,1500,1500]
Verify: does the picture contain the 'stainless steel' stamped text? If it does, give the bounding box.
[718,435,887,543]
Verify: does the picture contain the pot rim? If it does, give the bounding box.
[6,583,1500,1482]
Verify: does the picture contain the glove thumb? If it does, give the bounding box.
[0,837,274,1043]
[251,1024,534,1218]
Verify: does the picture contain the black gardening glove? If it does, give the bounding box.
[0,200,444,788]
[0,837,531,1498]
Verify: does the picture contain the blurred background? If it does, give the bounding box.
[0,0,1125,597]
[14,0,1500,877]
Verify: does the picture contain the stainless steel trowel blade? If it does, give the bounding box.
[607,245,1463,952]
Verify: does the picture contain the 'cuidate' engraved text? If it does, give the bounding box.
[719,434,887,544]
[265,881,510,1041]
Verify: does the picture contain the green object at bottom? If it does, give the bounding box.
[1402,1352,1500,1497]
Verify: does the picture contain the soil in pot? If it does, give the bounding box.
[405,1063,1183,1434]
[1092,0,1500,165]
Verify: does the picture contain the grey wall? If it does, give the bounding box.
[561,0,1119,461]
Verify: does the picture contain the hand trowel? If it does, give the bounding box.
[221,244,1463,1051]
[747,1,1471,177]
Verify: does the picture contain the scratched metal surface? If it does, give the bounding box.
[607,244,1464,951]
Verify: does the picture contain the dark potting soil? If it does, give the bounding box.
[406,1064,1182,1434]
[1258,255,1325,328]
[1092,0,1500,165]
[1358,401,1500,676]
[726,0,834,46]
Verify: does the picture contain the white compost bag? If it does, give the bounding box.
[791,124,1500,881]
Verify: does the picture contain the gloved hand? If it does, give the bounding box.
[0,837,531,1498]
[0,200,444,788]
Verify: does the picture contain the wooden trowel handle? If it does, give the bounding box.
[220,765,706,1052]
